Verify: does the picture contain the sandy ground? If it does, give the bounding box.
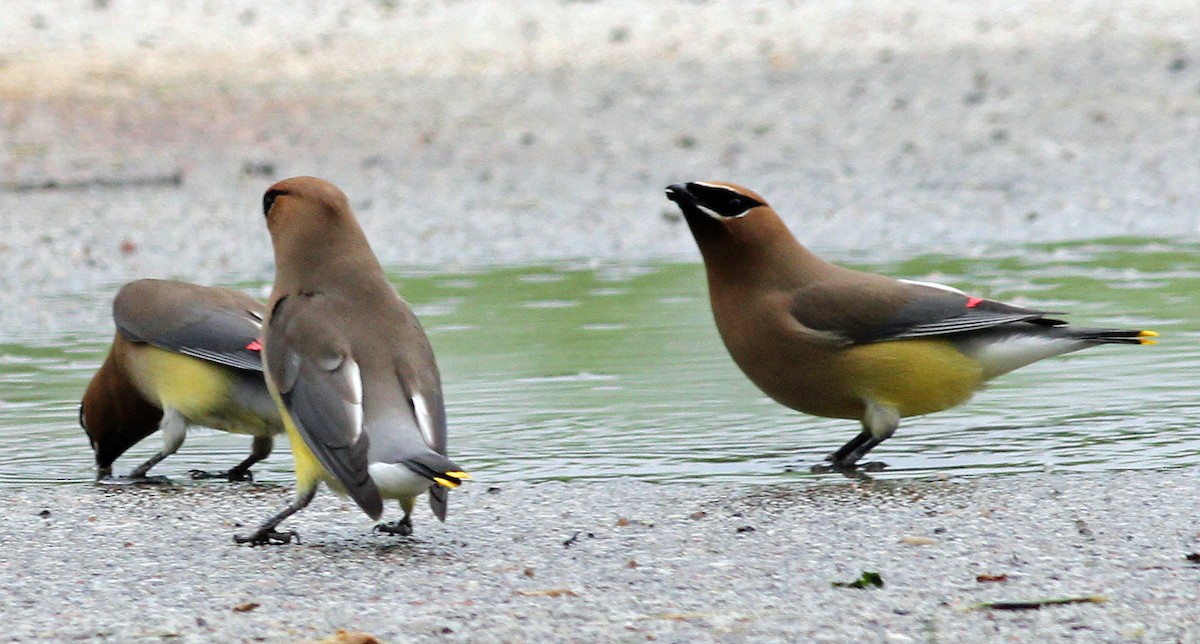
[2,1,1200,641]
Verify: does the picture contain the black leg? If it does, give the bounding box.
[94,464,164,486]
[811,430,875,473]
[190,454,259,482]
[813,402,900,473]
[234,486,317,546]
[128,451,169,478]
[830,430,872,463]
[841,436,885,469]
[120,408,187,484]
[192,436,273,482]
[96,452,174,485]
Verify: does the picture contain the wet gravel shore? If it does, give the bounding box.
[2,470,1199,642]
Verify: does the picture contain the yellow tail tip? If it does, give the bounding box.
[433,471,471,488]
[1139,330,1159,345]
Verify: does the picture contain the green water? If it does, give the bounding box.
[2,237,1198,486]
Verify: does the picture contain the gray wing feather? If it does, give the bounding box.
[265,295,383,519]
[114,279,265,372]
[878,311,1053,340]
[790,278,1059,345]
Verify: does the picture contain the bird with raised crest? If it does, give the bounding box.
[236,176,469,546]
[665,181,1158,472]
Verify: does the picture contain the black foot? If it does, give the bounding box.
[373,517,413,536]
[810,461,846,474]
[810,459,888,474]
[190,468,254,483]
[97,474,173,486]
[810,462,883,481]
[234,529,300,546]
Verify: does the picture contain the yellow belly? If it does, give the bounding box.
[735,336,986,421]
[268,385,330,494]
[132,346,274,434]
[840,339,984,417]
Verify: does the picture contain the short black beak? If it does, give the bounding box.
[262,189,285,218]
[665,183,698,209]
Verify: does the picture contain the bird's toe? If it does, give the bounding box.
[191,468,255,483]
[373,517,413,536]
[99,474,174,486]
[234,529,299,546]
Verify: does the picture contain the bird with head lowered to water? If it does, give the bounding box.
[80,279,282,484]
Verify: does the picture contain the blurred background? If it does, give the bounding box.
[1,1,1198,486]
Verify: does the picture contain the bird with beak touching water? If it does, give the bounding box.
[236,176,470,545]
[665,181,1157,472]
[80,279,281,483]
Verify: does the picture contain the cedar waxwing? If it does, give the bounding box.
[80,279,283,482]
[665,181,1158,471]
[235,176,469,546]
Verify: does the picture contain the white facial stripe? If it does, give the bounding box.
[695,201,750,220]
[412,392,435,448]
[695,203,724,220]
[899,279,967,297]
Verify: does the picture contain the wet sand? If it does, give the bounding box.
[2,471,1199,642]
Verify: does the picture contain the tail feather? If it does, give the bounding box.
[319,443,383,520]
[429,485,448,522]
[963,325,1157,381]
[1065,328,1158,345]
[403,451,471,489]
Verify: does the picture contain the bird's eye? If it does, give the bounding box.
[690,184,763,218]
